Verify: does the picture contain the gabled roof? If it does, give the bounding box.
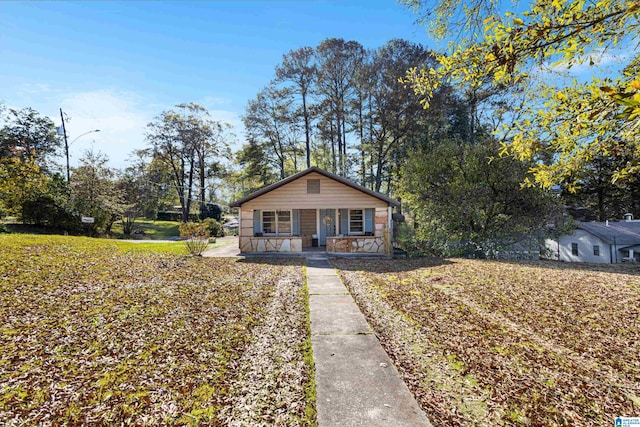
[230,166,400,208]
[577,221,640,246]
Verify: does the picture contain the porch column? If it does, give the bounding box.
[239,208,255,253]
[388,206,393,241]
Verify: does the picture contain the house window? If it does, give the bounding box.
[277,210,291,234]
[307,179,320,194]
[349,209,364,234]
[262,210,291,235]
[571,243,579,256]
[262,211,276,234]
[593,245,600,256]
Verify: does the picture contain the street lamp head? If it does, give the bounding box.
[65,128,105,182]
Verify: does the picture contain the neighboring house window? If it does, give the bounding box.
[262,210,291,235]
[571,243,579,256]
[307,179,320,194]
[593,245,600,256]
[349,209,364,234]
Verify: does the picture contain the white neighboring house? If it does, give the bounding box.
[545,214,640,263]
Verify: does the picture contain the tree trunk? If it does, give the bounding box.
[302,91,311,169]
[597,187,605,221]
[336,113,343,175]
[199,150,206,212]
[184,156,195,222]
[342,117,347,176]
[330,117,336,174]
[375,154,384,193]
[176,157,188,223]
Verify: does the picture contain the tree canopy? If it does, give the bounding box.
[240,38,437,193]
[0,107,61,166]
[400,0,640,189]
[145,103,231,222]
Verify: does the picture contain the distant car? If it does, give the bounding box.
[223,217,239,235]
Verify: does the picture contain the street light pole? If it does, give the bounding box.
[59,108,70,182]
[59,108,101,182]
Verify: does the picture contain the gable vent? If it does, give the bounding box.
[307,179,320,194]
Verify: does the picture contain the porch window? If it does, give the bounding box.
[571,242,578,256]
[349,209,364,234]
[262,211,276,234]
[262,210,291,235]
[277,210,291,234]
[593,245,600,256]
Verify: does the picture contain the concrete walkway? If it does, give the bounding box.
[307,257,432,427]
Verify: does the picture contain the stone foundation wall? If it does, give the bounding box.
[239,236,302,253]
[326,236,385,254]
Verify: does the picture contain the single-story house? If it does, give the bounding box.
[545,215,640,263]
[229,167,400,255]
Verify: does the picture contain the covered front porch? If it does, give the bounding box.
[202,236,393,260]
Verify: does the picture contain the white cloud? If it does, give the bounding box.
[201,95,232,107]
[543,50,632,76]
[3,85,246,169]
[58,89,154,169]
[18,83,52,96]
[209,108,242,129]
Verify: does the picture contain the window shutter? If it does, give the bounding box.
[253,210,261,235]
[292,210,300,235]
[340,209,348,235]
[364,208,374,233]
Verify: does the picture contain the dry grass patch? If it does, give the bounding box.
[333,258,640,427]
[0,234,315,426]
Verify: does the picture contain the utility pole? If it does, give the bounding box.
[58,109,100,183]
[59,108,70,182]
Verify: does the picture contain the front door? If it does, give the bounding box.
[318,209,335,246]
[299,209,317,247]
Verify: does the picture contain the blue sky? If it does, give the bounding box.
[0,0,433,168]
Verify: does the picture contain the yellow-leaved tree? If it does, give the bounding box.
[400,0,640,189]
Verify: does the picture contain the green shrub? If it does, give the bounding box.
[0,223,7,233]
[395,223,417,253]
[199,203,222,221]
[202,218,225,238]
[179,222,210,256]
[396,221,460,257]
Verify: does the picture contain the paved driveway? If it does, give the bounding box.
[202,236,241,257]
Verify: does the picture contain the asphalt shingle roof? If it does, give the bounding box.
[578,221,640,246]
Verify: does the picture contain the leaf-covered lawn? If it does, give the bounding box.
[333,258,640,427]
[0,234,315,426]
[110,219,181,239]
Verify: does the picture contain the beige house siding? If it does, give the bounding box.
[242,172,387,210]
